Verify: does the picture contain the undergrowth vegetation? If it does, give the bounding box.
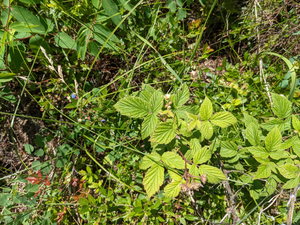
[1,0,300,224]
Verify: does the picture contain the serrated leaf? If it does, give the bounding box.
[184,150,193,161]
[200,120,213,139]
[150,91,164,114]
[271,93,292,119]
[179,120,193,137]
[114,96,149,118]
[149,121,176,144]
[243,112,259,128]
[269,150,289,160]
[193,146,211,164]
[260,118,290,132]
[210,112,237,128]
[188,119,201,132]
[143,164,164,198]
[220,141,238,158]
[168,170,183,181]
[292,115,300,133]
[139,90,152,102]
[140,152,161,170]
[265,127,282,151]
[282,176,300,189]
[167,0,177,12]
[164,180,182,198]
[199,165,226,184]
[24,144,34,154]
[200,97,213,120]
[246,146,269,158]
[142,114,158,139]
[189,138,201,152]
[189,164,200,179]
[265,177,277,195]
[174,106,197,119]
[278,164,299,179]
[177,8,187,20]
[292,140,300,158]
[162,152,185,169]
[174,84,189,107]
[246,122,260,146]
[254,164,271,180]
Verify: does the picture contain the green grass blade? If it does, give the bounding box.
[133,31,182,84]
[259,51,296,101]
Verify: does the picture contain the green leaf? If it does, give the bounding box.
[24,144,34,154]
[282,176,300,189]
[27,183,39,192]
[246,146,269,158]
[143,164,164,198]
[174,84,190,107]
[243,112,259,128]
[193,146,211,164]
[177,8,187,20]
[91,23,121,49]
[188,118,201,132]
[141,114,158,139]
[200,97,213,120]
[265,177,277,195]
[189,138,201,152]
[34,149,44,157]
[210,112,237,128]
[260,118,290,132]
[34,134,46,147]
[54,32,76,49]
[265,127,282,152]
[253,164,271,180]
[168,170,182,181]
[8,41,26,70]
[278,164,299,179]
[86,166,92,174]
[199,165,226,184]
[149,121,176,144]
[200,120,213,139]
[0,194,10,206]
[167,0,177,12]
[29,35,51,54]
[0,72,16,83]
[189,164,199,179]
[102,0,125,30]
[292,140,300,158]
[271,93,292,119]
[269,150,289,160]
[246,122,260,146]
[150,91,164,114]
[162,152,185,169]
[139,90,152,102]
[220,141,238,158]
[114,96,149,118]
[140,152,161,170]
[184,214,199,221]
[120,0,135,15]
[10,6,46,34]
[164,180,182,198]
[79,197,89,206]
[292,115,300,133]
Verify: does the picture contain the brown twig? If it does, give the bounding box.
[216,153,241,225]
